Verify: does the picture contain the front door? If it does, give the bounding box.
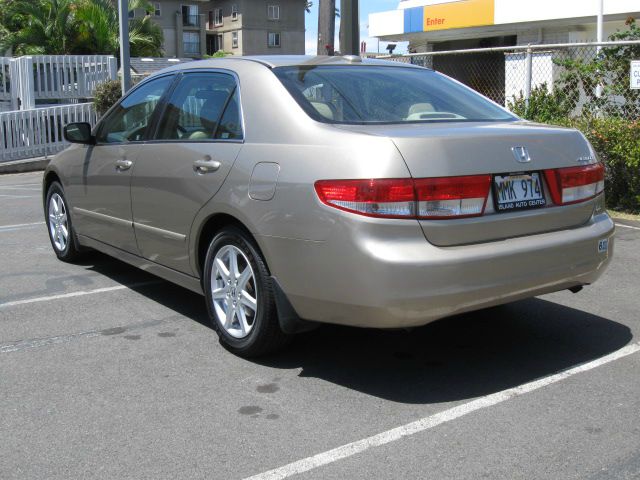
[70,75,174,252]
[131,72,243,274]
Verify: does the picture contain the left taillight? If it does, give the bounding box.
[544,163,605,206]
[314,175,491,220]
[313,178,415,218]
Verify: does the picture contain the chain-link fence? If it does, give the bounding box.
[379,41,640,120]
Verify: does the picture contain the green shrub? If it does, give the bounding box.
[507,83,575,124]
[574,117,640,213]
[204,51,234,58]
[94,80,122,116]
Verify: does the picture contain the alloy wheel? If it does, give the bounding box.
[210,245,258,339]
[48,193,69,252]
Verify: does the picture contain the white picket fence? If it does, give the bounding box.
[1,55,117,111]
[0,103,97,162]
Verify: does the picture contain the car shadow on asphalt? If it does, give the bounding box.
[89,255,633,405]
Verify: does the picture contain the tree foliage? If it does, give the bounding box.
[0,0,163,56]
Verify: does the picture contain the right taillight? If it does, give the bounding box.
[314,175,491,220]
[544,163,605,205]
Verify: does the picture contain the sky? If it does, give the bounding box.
[304,1,409,55]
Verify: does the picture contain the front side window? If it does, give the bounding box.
[274,65,516,124]
[183,32,200,55]
[96,75,173,144]
[267,5,279,20]
[268,32,280,47]
[155,73,242,141]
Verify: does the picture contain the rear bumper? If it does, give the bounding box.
[258,212,614,329]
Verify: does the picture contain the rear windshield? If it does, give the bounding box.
[273,65,516,125]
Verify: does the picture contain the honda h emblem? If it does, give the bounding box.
[511,146,531,163]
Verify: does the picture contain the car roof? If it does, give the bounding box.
[149,55,425,76]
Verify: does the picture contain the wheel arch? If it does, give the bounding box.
[42,169,62,205]
[195,213,267,281]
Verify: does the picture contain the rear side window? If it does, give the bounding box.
[155,72,242,141]
[273,65,516,124]
[96,75,173,144]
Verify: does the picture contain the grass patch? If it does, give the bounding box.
[608,209,640,222]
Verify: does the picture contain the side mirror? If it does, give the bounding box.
[63,122,94,145]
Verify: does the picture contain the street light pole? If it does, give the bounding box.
[339,0,359,55]
[118,0,132,94]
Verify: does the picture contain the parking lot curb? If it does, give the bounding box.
[0,157,50,175]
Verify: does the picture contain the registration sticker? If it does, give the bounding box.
[598,238,609,253]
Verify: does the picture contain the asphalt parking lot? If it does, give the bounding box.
[1,170,639,480]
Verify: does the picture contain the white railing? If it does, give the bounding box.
[0,103,97,162]
[0,58,10,102]
[0,55,117,111]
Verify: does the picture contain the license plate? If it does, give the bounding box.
[493,172,546,213]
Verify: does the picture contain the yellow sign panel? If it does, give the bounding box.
[423,0,495,32]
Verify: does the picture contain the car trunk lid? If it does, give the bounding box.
[335,121,598,246]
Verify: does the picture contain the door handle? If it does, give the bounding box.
[115,159,133,171]
[193,159,221,174]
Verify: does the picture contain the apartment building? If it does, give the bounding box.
[138,0,306,58]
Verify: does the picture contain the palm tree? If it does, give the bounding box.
[0,0,78,54]
[74,0,163,56]
[0,0,163,56]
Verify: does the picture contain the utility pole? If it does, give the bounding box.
[317,0,336,55]
[118,0,132,94]
[339,0,359,55]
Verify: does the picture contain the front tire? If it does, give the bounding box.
[45,181,82,262]
[203,226,291,357]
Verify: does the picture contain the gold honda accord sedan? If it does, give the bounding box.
[43,56,614,357]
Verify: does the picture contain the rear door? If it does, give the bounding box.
[130,71,243,274]
[70,75,175,252]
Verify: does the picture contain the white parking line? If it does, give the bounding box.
[0,221,45,232]
[0,194,39,199]
[0,183,41,188]
[0,281,161,309]
[615,223,640,231]
[243,341,640,480]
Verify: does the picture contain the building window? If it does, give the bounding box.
[181,5,199,27]
[267,5,279,20]
[268,32,281,47]
[214,8,223,26]
[232,31,239,48]
[183,31,200,55]
[128,9,135,18]
[153,2,161,16]
[231,4,238,21]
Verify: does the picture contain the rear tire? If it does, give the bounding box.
[203,226,291,357]
[45,181,82,263]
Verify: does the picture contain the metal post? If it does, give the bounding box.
[118,0,131,94]
[596,0,604,53]
[596,0,604,97]
[524,46,533,110]
[339,0,359,55]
